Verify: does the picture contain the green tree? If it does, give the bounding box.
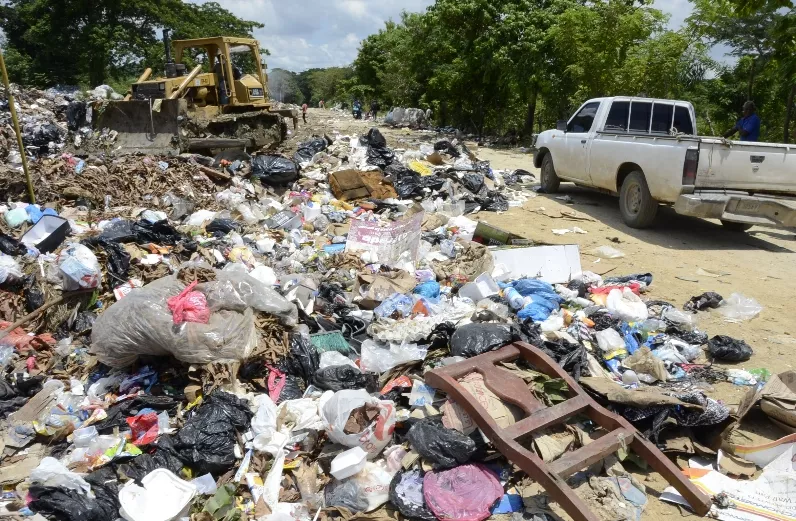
[0,0,262,87]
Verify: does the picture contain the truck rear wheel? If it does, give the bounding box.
[721,220,753,232]
[540,153,560,194]
[620,171,658,228]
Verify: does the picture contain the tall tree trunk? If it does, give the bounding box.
[524,89,538,139]
[784,84,796,144]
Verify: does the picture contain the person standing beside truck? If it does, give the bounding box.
[723,101,760,142]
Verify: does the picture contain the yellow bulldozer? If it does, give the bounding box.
[83,31,297,156]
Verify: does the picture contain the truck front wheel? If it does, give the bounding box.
[540,153,560,194]
[620,171,658,228]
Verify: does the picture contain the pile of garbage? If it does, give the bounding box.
[0,123,789,521]
[0,83,131,168]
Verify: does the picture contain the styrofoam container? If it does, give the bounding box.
[458,272,499,302]
[330,446,368,480]
[119,469,197,521]
[20,215,70,253]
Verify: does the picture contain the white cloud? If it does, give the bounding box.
[190,0,435,71]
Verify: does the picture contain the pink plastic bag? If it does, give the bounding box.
[167,281,210,325]
[423,464,503,521]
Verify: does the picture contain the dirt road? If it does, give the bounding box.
[288,108,795,519]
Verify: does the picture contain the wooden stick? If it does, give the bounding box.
[197,165,232,182]
[0,289,95,341]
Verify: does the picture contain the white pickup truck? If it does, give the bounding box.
[533,96,796,230]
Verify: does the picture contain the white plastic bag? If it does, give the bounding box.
[592,245,625,259]
[319,351,358,370]
[185,210,216,227]
[0,254,23,284]
[118,469,196,521]
[320,390,396,459]
[718,293,763,322]
[30,457,92,495]
[595,328,626,354]
[58,243,101,290]
[360,339,428,373]
[661,307,696,330]
[606,288,648,322]
[251,394,278,447]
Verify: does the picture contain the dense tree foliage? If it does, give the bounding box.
[337,0,795,143]
[0,0,262,87]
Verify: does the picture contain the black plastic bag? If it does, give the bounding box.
[205,218,242,236]
[450,323,512,358]
[365,128,387,148]
[406,418,476,468]
[313,365,375,392]
[25,123,62,149]
[425,322,455,350]
[23,275,45,312]
[293,138,328,164]
[252,155,299,186]
[0,232,26,256]
[98,220,136,242]
[389,469,436,521]
[605,273,654,286]
[29,467,119,521]
[708,335,753,362]
[116,435,185,483]
[684,292,723,312]
[367,146,395,168]
[173,391,252,475]
[281,333,320,383]
[132,220,185,246]
[481,192,508,212]
[461,173,484,193]
[276,375,304,403]
[82,237,130,287]
[434,140,460,157]
[395,172,423,199]
[66,101,87,131]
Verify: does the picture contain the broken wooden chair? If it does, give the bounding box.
[425,342,712,521]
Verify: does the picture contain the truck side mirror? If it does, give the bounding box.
[556,120,567,132]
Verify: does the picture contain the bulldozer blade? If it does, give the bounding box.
[83,99,188,156]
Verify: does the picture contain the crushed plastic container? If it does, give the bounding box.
[330,446,368,480]
[458,272,499,302]
[119,468,197,521]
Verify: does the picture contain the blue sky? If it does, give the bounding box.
[202,0,721,72]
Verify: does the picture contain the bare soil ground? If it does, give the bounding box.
[290,108,796,520]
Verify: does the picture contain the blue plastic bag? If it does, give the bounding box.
[413,281,440,299]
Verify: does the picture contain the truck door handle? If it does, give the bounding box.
[581,140,587,144]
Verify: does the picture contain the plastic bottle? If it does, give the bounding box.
[503,287,525,310]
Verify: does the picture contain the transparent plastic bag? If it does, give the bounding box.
[0,254,23,284]
[91,275,257,367]
[320,389,396,458]
[717,293,763,322]
[360,339,427,373]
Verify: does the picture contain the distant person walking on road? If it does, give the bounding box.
[723,101,760,142]
[370,100,380,120]
[301,102,308,124]
[319,100,325,109]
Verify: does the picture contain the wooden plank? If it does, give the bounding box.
[548,427,634,477]
[197,165,232,182]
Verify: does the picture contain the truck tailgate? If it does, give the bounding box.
[696,138,796,194]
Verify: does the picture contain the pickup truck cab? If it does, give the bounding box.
[533,96,796,230]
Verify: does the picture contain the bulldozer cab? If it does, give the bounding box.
[172,37,270,111]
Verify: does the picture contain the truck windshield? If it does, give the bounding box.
[567,102,601,133]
